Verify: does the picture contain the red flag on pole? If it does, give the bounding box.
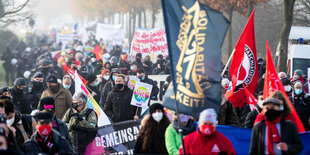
[63,64,87,84]
[93,45,102,61]
[225,10,258,108]
[263,41,305,132]
[242,84,257,111]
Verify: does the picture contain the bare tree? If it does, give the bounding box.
[294,0,310,26]
[278,0,296,72]
[0,0,33,26]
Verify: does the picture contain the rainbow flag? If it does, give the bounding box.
[74,72,111,127]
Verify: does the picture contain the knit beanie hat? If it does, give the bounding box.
[198,108,218,124]
[149,103,164,114]
[87,74,97,84]
[294,69,303,77]
[39,97,55,111]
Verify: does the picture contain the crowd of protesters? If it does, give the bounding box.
[0,33,307,154]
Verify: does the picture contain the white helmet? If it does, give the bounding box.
[23,71,31,79]
[11,58,18,65]
[25,47,31,52]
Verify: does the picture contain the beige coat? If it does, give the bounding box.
[39,85,72,119]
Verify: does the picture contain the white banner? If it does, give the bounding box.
[130,82,153,108]
[96,23,125,43]
[130,28,168,62]
[56,33,75,50]
[128,76,140,90]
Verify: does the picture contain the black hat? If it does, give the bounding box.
[0,86,9,94]
[33,72,44,78]
[263,98,281,106]
[87,74,97,84]
[157,54,163,59]
[14,78,26,86]
[40,60,51,66]
[46,74,58,83]
[0,114,6,124]
[34,111,53,122]
[281,78,291,86]
[136,53,142,58]
[149,103,164,114]
[39,97,55,111]
[111,68,121,74]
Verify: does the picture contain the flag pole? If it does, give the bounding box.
[173,92,186,155]
[221,49,235,77]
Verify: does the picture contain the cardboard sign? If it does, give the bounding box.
[128,76,140,90]
[130,82,153,107]
[130,28,168,62]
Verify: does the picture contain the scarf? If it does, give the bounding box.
[265,117,281,154]
[173,119,196,135]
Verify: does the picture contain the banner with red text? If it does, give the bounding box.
[130,28,168,62]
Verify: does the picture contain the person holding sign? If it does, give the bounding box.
[136,69,159,102]
[104,74,141,123]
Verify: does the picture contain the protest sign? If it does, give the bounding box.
[56,33,75,49]
[76,120,141,155]
[96,23,125,43]
[148,75,169,104]
[128,76,140,90]
[130,28,168,62]
[131,82,153,107]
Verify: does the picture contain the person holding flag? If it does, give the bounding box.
[62,91,97,148]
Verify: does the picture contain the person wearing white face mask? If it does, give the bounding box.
[4,99,35,149]
[86,74,101,104]
[281,78,293,98]
[134,103,170,154]
[62,74,75,96]
[99,69,110,93]
[292,82,310,131]
[244,91,264,128]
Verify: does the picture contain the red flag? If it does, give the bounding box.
[93,45,102,61]
[225,10,258,108]
[264,41,305,132]
[62,64,87,84]
[242,84,257,111]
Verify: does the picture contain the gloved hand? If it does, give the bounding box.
[70,125,78,131]
[71,113,83,121]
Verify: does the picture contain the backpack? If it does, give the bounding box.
[68,108,98,127]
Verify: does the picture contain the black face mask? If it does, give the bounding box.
[14,87,24,94]
[72,66,78,71]
[72,102,78,110]
[49,85,59,93]
[32,80,43,89]
[116,84,124,89]
[265,109,282,121]
[41,67,50,74]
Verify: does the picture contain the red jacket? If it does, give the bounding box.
[179,130,236,155]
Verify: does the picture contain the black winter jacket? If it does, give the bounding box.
[244,105,262,128]
[250,119,303,155]
[10,87,32,114]
[292,92,310,131]
[104,85,141,123]
[53,117,72,146]
[22,129,74,155]
[140,75,159,101]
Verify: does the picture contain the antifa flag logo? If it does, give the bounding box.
[233,45,256,92]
